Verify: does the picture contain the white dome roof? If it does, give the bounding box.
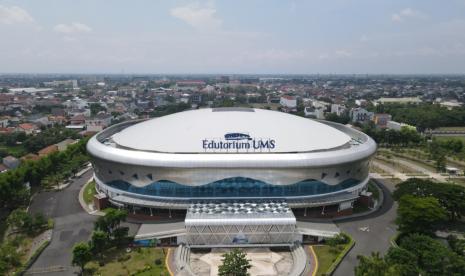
[112,108,351,153]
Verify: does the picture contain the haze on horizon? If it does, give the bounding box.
[1,0,465,75]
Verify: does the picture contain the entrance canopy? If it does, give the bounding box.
[185,201,301,247]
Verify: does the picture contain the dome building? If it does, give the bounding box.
[87,107,376,220]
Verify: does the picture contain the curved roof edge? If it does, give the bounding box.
[87,118,377,168]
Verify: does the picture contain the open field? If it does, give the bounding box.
[448,178,465,187]
[374,156,419,174]
[434,127,465,132]
[434,135,465,142]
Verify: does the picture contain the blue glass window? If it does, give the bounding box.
[105,177,360,199]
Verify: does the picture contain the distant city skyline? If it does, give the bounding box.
[1,0,465,74]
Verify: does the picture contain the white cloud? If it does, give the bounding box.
[391,8,427,22]
[53,22,92,34]
[335,49,353,57]
[360,35,369,42]
[170,2,222,31]
[0,5,34,24]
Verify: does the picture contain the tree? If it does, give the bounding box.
[218,249,252,276]
[95,208,128,236]
[448,235,465,256]
[384,247,419,276]
[113,226,129,245]
[399,233,465,275]
[6,209,29,230]
[435,152,446,172]
[396,195,447,234]
[355,252,389,276]
[72,242,92,274]
[393,179,465,221]
[90,230,108,255]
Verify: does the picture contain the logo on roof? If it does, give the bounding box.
[202,132,276,152]
[224,132,252,141]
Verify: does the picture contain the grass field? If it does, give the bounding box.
[374,156,419,174]
[448,178,465,187]
[434,135,465,142]
[435,127,465,131]
[0,145,27,158]
[83,181,96,205]
[85,247,169,276]
[313,245,342,276]
[378,149,437,171]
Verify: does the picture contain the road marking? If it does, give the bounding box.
[26,266,67,274]
[165,247,174,276]
[310,245,318,276]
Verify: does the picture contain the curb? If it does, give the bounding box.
[78,176,105,216]
[326,237,356,276]
[18,238,52,275]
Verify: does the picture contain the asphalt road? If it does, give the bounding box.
[27,169,96,276]
[333,179,398,276]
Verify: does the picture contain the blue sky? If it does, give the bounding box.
[1,0,465,74]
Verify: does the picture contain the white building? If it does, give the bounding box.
[280,96,297,110]
[330,104,346,116]
[88,108,375,212]
[386,121,415,131]
[350,108,374,123]
[304,106,325,119]
[88,108,376,248]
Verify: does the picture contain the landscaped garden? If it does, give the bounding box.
[72,208,170,276]
[313,233,354,276]
[83,180,96,205]
[85,247,169,276]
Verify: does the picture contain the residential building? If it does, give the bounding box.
[38,145,59,157]
[280,95,297,111]
[3,156,20,169]
[350,108,374,123]
[304,106,325,119]
[330,104,346,116]
[16,123,38,134]
[56,138,77,151]
[372,114,392,128]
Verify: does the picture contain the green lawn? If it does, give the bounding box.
[313,245,342,276]
[368,181,380,201]
[0,145,27,158]
[448,178,465,187]
[435,127,465,131]
[85,247,169,276]
[434,135,465,143]
[83,181,96,205]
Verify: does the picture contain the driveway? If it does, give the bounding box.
[27,169,96,276]
[333,179,398,276]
